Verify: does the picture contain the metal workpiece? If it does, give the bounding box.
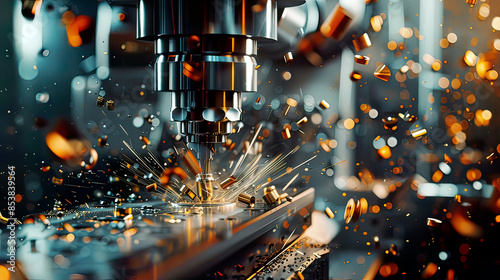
[11,188,315,279]
[187,187,314,279]
[248,238,330,280]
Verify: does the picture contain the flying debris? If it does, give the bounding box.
[374,64,391,81]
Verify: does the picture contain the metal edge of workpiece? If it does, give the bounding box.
[136,187,315,279]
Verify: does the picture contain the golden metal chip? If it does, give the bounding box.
[282,127,291,140]
[352,33,372,52]
[238,193,255,207]
[354,55,370,65]
[220,176,237,189]
[344,198,356,223]
[374,64,391,81]
[284,52,294,64]
[297,117,308,126]
[325,207,335,219]
[427,218,442,227]
[359,198,368,214]
[320,4,352,40]
[350,71,362,81]
[319,100,330,109]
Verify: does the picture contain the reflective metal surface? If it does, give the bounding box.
[137,0,278,40]
[137,0,280,144]
[10,189,314,279]
[155,37,257,92]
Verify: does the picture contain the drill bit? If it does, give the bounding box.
[190,143,217,202]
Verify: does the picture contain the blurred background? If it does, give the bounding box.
[1,0,500,279]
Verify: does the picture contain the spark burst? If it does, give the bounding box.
[117,124,319,205]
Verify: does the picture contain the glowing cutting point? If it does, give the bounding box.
[196,174,217,202]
